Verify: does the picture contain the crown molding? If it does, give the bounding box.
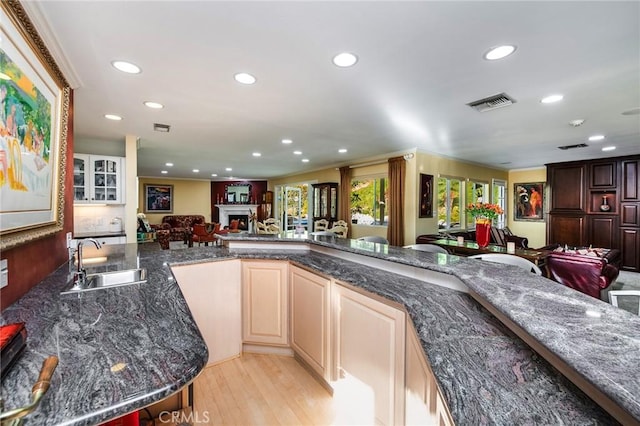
[20,1,82,89]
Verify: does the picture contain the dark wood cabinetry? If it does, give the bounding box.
[621,159,639,201]
[589,161,616,189]
[549,164,585,211]
[312,182,338,230]
[547,155,640,272]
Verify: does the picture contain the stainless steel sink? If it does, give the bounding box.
[62,268,147,294]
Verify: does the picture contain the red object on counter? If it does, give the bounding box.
[100,411,139,426]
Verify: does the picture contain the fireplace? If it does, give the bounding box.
[215,204,259,228]
[228,214,249,231]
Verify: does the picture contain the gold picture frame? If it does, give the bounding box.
[0,1,70,250]
[144,184,174,213]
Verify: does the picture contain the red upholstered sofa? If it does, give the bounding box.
[151,215,206,249]
[545,247,621,299]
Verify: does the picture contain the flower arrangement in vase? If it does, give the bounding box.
[466,203,504,248]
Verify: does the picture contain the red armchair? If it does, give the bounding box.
[192,223,219,246]
[545,248,621,299]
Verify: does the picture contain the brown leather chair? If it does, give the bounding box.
[546,248,621,299]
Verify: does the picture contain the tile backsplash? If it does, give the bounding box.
[74,205,125,234]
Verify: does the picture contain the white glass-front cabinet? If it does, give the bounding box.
[73,154,125,204]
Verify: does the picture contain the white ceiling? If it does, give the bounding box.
[26,1,640,180]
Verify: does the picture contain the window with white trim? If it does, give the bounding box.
[492,179,507,229]
[465,180,489,228]
[350,176,389,225]
[437,177,462,229]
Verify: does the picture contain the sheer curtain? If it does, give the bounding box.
[339,166,351,238]
[387,156,405,246]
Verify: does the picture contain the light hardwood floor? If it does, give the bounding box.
[193,353,340,425]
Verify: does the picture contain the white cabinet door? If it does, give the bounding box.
[333,283,405,426]
[90,155,124,204]
[172,260,242,365]
[242,260,288,345]
[289,265,331,380]
[73,154,90,203]
[74,154,125,204]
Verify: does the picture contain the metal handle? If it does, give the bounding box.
[0,356,59,424]
[31,356,58,396]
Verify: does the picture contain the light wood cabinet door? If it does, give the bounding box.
[242,260,288,345]
[171,260,242,366]
[405,323,454,426]
[333,283,405,426]
[289,265,331,380]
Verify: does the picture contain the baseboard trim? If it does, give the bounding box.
[243,344,294,356]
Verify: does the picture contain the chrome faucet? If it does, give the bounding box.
[74,238,102,288]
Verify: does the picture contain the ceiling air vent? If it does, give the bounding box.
[558,143,588,150]
[466,93,516,112]
[153,123,171,133]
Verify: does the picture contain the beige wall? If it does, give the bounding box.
[138,177,212,225]
[269,168,340,188]
[413,151,509,241]
[268,150,510,245]
[508,168,547,249]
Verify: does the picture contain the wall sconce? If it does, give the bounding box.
[403,153,414,160]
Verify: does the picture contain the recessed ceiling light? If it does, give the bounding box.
[282,139,293,144]
[165,162,173,167]
[293,151,302,155]
[333,52,358,67]
[144,101,164,109]
[234,73,256,84]
[161,170,168,174]
[483,45,517,60]
[111,60,141,74]
[302,158,310,163]
[541,94,564,104]
[211,173,218,177]
[602,146,616,152]
[104,114,122,121]
[338,148,348,153]
[569,119,585,127]
[192,169,200,173]
[252,152,261,157]
[225,167,232,172]
[588,135,605,142]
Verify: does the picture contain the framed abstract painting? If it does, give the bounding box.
[0,2,70,250]
[144,184,174,213]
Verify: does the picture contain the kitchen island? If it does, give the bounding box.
[1,236,638,425]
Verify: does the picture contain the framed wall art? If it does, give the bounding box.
[144,184,174,213]
[419,173,434,218]
[514,182,545,222]
[0,2,70,250]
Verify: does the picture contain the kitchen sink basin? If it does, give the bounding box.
[62,268,147,294]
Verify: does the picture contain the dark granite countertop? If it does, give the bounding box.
[2,237,638,425]
[0,245,207,425]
